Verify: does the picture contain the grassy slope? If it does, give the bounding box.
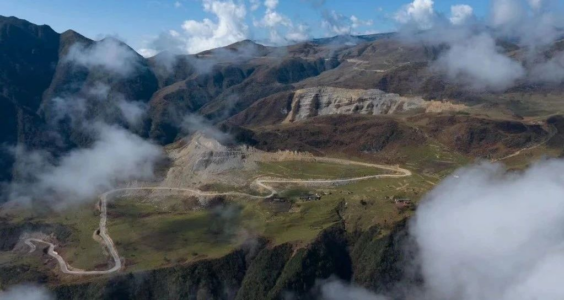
[257,160,387,180]
[4,132,559,284]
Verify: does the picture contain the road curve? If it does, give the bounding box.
[25,158,411,276]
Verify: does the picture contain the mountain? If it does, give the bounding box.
[0,16,60,184]
[2,15,564,300]
[2,15,564,188]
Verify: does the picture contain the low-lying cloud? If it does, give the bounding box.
[323,159,564,299]
[396,0,564,91]
[65,38,141,76]
[436,33,525,91]
[8,123,162,208]
[181,113,231,144]
[411,160,564,300]
[48,82,148,131]
[319,278,388,300]
[530,52,564,84]
[5,46,162,207]
[0,284,53,300]
[449,4,474,26]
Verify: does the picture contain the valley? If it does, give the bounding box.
[2,117,558,286]
[1,5,564,299]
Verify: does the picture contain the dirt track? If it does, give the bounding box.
[24,158,411,276]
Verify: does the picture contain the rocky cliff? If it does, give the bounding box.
[284,87,426,123]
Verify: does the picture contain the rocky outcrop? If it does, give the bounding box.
[284,87,426,123]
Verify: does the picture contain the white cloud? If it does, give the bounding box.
[286,24,310,42]
[412,160,564,300]
[530,52,564,84]
[249,0,260,11]
[0,285,53,300]
[322,11,351,35]
[320,279,389,300]
[10,81,159,207]
[395,0,563,91]
[395,0,436,30]
[321,11,373,36]
[254,0,310,44]
[137,48,158,58]
[65,38,140,76]
[264,0,278,10]
[9,124,162,207]
[449,4,474,25]
[174,1,182,8]
[487,0,563,48]
[528,0,543,10]
[116,97,148,128]
[48,83,148,130]
[156,0,249,54]
[181,113,231,143]
[256,8,290,28]
[490,0,525,28]
[350,15,373,29]
[436,33,525,91]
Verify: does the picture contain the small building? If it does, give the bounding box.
[299,193,321,201]
[394,198,413,209]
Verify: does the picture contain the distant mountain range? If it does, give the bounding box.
[1,15,563,188]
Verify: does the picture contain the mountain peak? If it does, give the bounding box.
[0,15,58,42]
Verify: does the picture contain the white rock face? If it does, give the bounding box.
[284,87,426,122]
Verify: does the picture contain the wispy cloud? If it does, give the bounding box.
[0,284,54,300]
[396,0,564,91]
[65,38,141,76]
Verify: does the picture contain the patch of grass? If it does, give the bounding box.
[239,197,342,246]
[199,182,268,197]
[107,198,242,272]
[501,145,560,170]
[31,202,108,271]
[258,161,386,180]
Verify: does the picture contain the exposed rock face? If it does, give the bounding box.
[284,87,426,123]
[161,133,318,188]
[163,134,255,187]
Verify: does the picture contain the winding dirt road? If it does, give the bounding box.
[24,158,411,276]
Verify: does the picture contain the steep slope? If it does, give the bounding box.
[147,63,253,144]
[0,16,161,195]
[0,16,60,183]
[39,35,159,146]
[414,115,549,157]
[282,87,425,123]
[0,16,60,111]
[248,115,427,158]
[231,114,551,161]
[147,47,341,143]
[49,221,417,300]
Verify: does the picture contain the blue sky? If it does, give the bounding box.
[0,0,491,53]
